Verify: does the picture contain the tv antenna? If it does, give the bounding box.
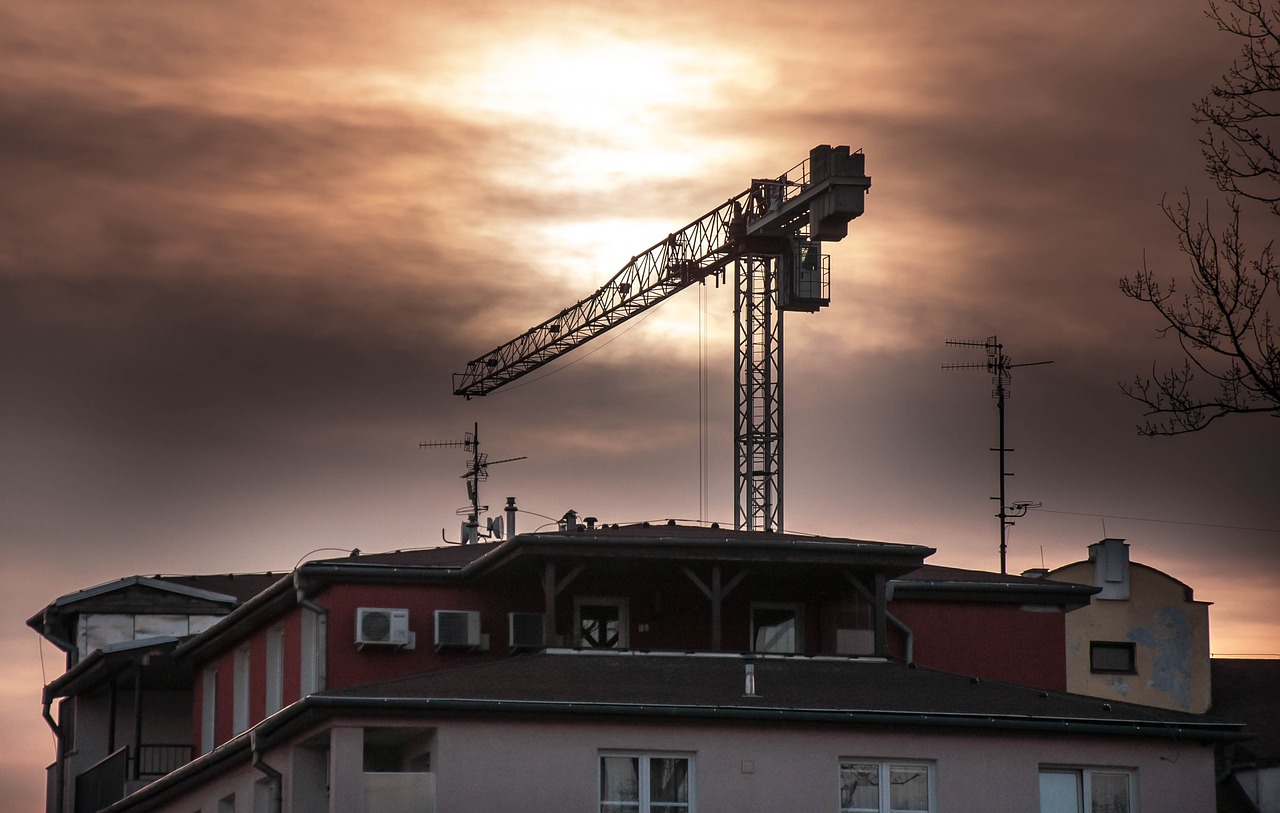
[944,336,1052,573]
[420,422,526,544]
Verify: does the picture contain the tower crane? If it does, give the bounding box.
[453,145,871,532]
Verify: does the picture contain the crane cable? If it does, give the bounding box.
[699,282,708,523]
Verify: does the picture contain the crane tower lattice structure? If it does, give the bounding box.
[453,146,872,532]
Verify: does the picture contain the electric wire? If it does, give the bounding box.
[1034,508,1280,535]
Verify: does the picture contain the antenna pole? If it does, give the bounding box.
[420,423,526,543]
[944,336,1052,573]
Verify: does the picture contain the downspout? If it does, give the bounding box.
[250,729,283,813]
[42,699,65,813]
[293,570,328,692]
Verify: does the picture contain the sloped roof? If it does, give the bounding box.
[319,649,1241,739]
[890,564,1099,607]
[1211,658,1280,765]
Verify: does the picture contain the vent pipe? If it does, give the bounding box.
[505,497,518,538]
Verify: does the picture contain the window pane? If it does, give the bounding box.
[889,765,929,812]
[649,758,689,803]
[601,757,639,803]
[1090,772,1130,813]
[840,763,879,812]
[1090,643,1135,673]
[1040,771,1082,813]
[581,605,622,648]
[753,607,797,653]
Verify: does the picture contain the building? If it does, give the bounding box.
[1042,538,1213,713]
[31,522,1244,813]
[1211,658,1280,813]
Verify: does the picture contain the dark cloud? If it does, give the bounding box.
[4,1,1280,808]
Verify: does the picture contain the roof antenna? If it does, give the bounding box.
[420,422,526,544]
[945,336,1052,574]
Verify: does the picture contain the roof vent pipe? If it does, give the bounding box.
[559,510,578,532]
[505,497,517,539]
[585,516,597,530]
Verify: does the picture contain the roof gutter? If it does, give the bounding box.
[298,695,1248,743]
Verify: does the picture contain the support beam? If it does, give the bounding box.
[542,562,584,644]
[683,566,747,650]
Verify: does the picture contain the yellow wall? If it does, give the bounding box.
[1050,560,1211,713]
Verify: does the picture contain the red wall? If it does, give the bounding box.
[887,600,1067,691]
[194,576,1067,751]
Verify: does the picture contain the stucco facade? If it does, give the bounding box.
[105,711,1223,813]
[1046,539,1212,713]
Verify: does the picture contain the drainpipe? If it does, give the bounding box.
[250,729,283,813]
[293,571,328,693]
[42,700,65,813]
[886,611,914,665]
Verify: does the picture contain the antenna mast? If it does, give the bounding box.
[944,336,1052,573]
[420,423,526,543]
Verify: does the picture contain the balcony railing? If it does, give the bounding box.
[135,744,193,778]
[74,748,127,813]
[73,744,193,813]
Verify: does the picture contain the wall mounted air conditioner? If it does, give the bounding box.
[434,610,482,650]
[508,612,546,650]
[355,608,411,647]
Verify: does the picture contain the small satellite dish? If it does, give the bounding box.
[488,515,504,540]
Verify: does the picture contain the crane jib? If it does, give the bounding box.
[451,146,870,400]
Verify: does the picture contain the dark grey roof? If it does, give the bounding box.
[1212,658,1280,764]
[890,564,1099,606]
[319,649,1241,739]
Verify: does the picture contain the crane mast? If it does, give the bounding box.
[454,145,871,531]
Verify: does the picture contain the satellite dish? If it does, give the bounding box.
[488,515,504,539]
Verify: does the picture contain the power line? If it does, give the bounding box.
[1033,508,1280,536]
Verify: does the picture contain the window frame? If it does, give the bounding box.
[1039,765,1136,813]
[751,601,804,654]
[232,646,251,734]
[265,626,285,715]
[1089,641,1137,674]
[200,667,217,754]
[599,751,693,813]
[575,596,630,649]
[839,759,934,813]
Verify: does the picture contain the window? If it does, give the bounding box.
[233,646,251,734]
[1089,642,1136,674]
[200,667,217,754]
[265,627,284,715]
[1040,768,1133,813]
[300,610,318,695]
[751,602,802,653]
[840,761,931,813]
[600,753,691,812]
[576,597,629,648]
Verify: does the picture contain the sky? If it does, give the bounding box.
[3,0,1280,808]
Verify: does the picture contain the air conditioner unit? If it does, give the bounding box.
[434,610,482,650]
[508,612,546,650]
[355,608,410,647]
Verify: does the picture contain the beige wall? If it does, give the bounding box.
[1052,559,1211,713]
[115,714,1219,813]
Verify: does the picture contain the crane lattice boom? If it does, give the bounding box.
[452,146,871,531]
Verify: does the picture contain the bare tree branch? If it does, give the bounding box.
[1122,0,1280,435]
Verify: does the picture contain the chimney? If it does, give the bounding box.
[1089,538,1130,600]
[558,509,578,532]
[505,497,517,539]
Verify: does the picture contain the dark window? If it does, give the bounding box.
[1089,642,1136,674]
